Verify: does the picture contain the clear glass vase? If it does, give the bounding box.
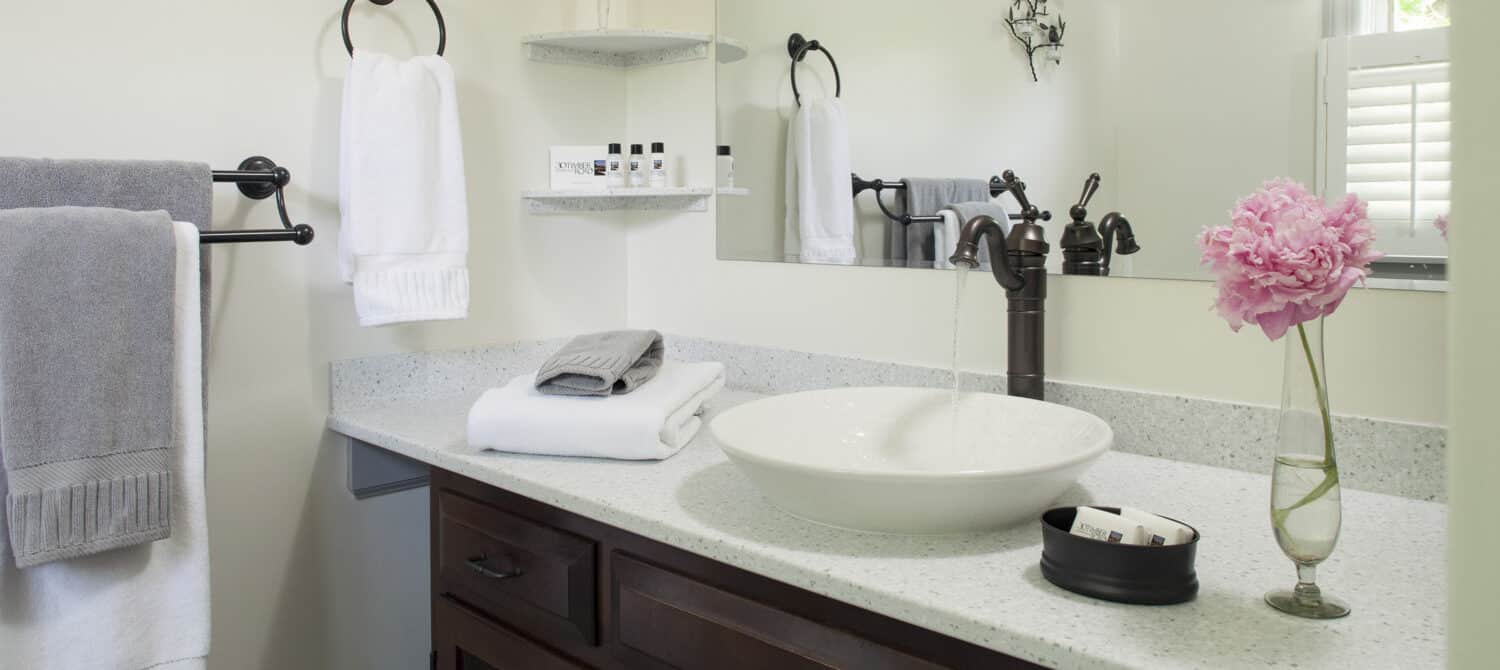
[1266,316,1350,619]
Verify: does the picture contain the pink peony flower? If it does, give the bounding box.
[1434,214,1449,240]
[1198,179,1383,341]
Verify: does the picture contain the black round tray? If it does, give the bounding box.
[1039,507,1200,605]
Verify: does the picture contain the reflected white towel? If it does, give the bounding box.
[933,210,960,270]
[938,199,1011,271]
[784,97,856,265]
[0,222,210,670]
[340,49,470,327]
[467,362,726,461]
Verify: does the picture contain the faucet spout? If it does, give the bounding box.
[949,215,1024,291]
[947,204,1050,401]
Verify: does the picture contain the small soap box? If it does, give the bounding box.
[1039,506,1201,605]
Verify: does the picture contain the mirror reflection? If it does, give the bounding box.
[715,0,1451,290]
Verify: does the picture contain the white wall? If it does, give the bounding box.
[1446,1,1500,666]
[628,1,1447,426]
[0,2,628,667]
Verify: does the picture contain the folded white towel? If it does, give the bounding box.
[784,97,856,265]
[0,221,210,670]
[467,362,726,461]
[340,49,470,327]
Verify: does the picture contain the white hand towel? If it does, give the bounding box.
[467,362,727,461]
[340,49,470,327]
[784,97,856,265]
[0,221,210,670]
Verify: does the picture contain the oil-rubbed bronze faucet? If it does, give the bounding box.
[948,170,1049,401]
[1059,173,1141,277]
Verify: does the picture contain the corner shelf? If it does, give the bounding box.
[716,37,748,64]
[522,187,713,215]
[523,30,708,68]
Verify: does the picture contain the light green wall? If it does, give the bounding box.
[1447,1,1499,667]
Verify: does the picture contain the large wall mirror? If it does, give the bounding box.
[715,0,1451,291]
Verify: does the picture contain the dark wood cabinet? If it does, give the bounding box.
[431,470,1042,670]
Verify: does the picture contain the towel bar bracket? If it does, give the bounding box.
[211,156,289,201]
[206,156,314,246]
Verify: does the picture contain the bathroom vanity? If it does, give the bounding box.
[429,468,1030,668]
[328,339,1447,670]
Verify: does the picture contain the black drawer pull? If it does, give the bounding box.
[466,554,523,580]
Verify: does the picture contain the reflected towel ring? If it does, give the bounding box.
[341,0,447,57]
[787,33,841,107]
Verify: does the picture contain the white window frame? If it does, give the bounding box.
[1317,26,1450,261]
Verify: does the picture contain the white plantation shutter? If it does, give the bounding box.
[1321,28,1450,259]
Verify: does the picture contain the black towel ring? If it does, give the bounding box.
[341,0,447,57]
[787,33,841,107]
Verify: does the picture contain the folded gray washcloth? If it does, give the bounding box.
[892,178,993,267]
[0,206,178,568]
[0,157,212,367]
[535,330,666,397]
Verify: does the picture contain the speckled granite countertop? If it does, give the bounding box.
[327,389,1446,670]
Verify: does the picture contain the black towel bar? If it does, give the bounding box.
[206,156,315,246]
[850,173,1046,226]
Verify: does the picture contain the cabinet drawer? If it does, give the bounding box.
[434,595,588,670]
[611,552,946,670]
[436,489,598,644]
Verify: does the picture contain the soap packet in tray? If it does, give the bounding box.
[1069,506,1194,546]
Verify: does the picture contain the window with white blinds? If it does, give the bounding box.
[1321,27,1450,259]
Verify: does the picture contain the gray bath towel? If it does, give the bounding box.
[0,207,177,568]
[536,330,666,397]
[890,178,992,267]
[0,158,212,361]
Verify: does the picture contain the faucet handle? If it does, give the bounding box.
[999,170,1036,215]
[1071,173,1101,222]
[1075,173,1101,209]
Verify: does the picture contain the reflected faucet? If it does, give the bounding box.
[1059,173,1141,276]
[949,170,1049,401]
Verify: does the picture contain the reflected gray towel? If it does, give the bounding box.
[0,207,177,568]
[0,157,212,359]
[536,330,666,397]
[891,178,992,268]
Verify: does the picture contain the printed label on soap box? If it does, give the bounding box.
[1069,506,1147,545]
[550,145,608,191]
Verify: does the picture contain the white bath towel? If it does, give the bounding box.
[0,221,210,670]
[340,49,470,327]
[468,362,726,461]
[784,97,856,265]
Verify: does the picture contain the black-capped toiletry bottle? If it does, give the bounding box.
[629,144,646,188]
[716,145,734,189]
[607,143,625,188]
[649,142,667,188]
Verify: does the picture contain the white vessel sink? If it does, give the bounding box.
[708,387,1112,534]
